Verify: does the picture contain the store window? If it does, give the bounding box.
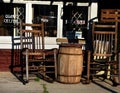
[0,3,25,36]
[32,4,58,37]
[63,6,88,39]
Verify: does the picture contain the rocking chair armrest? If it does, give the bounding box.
[110,51,120,59]
[43,48,58,54]
[112,51,120,56]
[21,48,29,53]
[44,48,57,51]
[21,48,29,56]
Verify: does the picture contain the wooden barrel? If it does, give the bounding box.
[57,44,83,84]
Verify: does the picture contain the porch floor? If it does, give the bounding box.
[0,72,120,93]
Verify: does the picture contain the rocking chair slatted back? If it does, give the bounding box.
[20,22,44,52]
[92,22,118,60]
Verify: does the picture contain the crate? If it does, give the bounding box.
[101,9,120,22]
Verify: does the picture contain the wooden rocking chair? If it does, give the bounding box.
[85,21,119,86]
[20,21,57,84]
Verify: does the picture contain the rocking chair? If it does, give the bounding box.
[20,21,57,84]
[85,21,119,86]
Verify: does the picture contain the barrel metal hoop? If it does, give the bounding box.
[57,74,81,77]
[59,53,83,55]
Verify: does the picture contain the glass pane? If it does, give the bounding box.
[32,4,58,37]
[0,3,25,36]
[63,6,88,38]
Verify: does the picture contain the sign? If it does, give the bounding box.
[4,14,19,24]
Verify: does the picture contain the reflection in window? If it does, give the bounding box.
[63,6,88,38]
[32,5,58,37]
